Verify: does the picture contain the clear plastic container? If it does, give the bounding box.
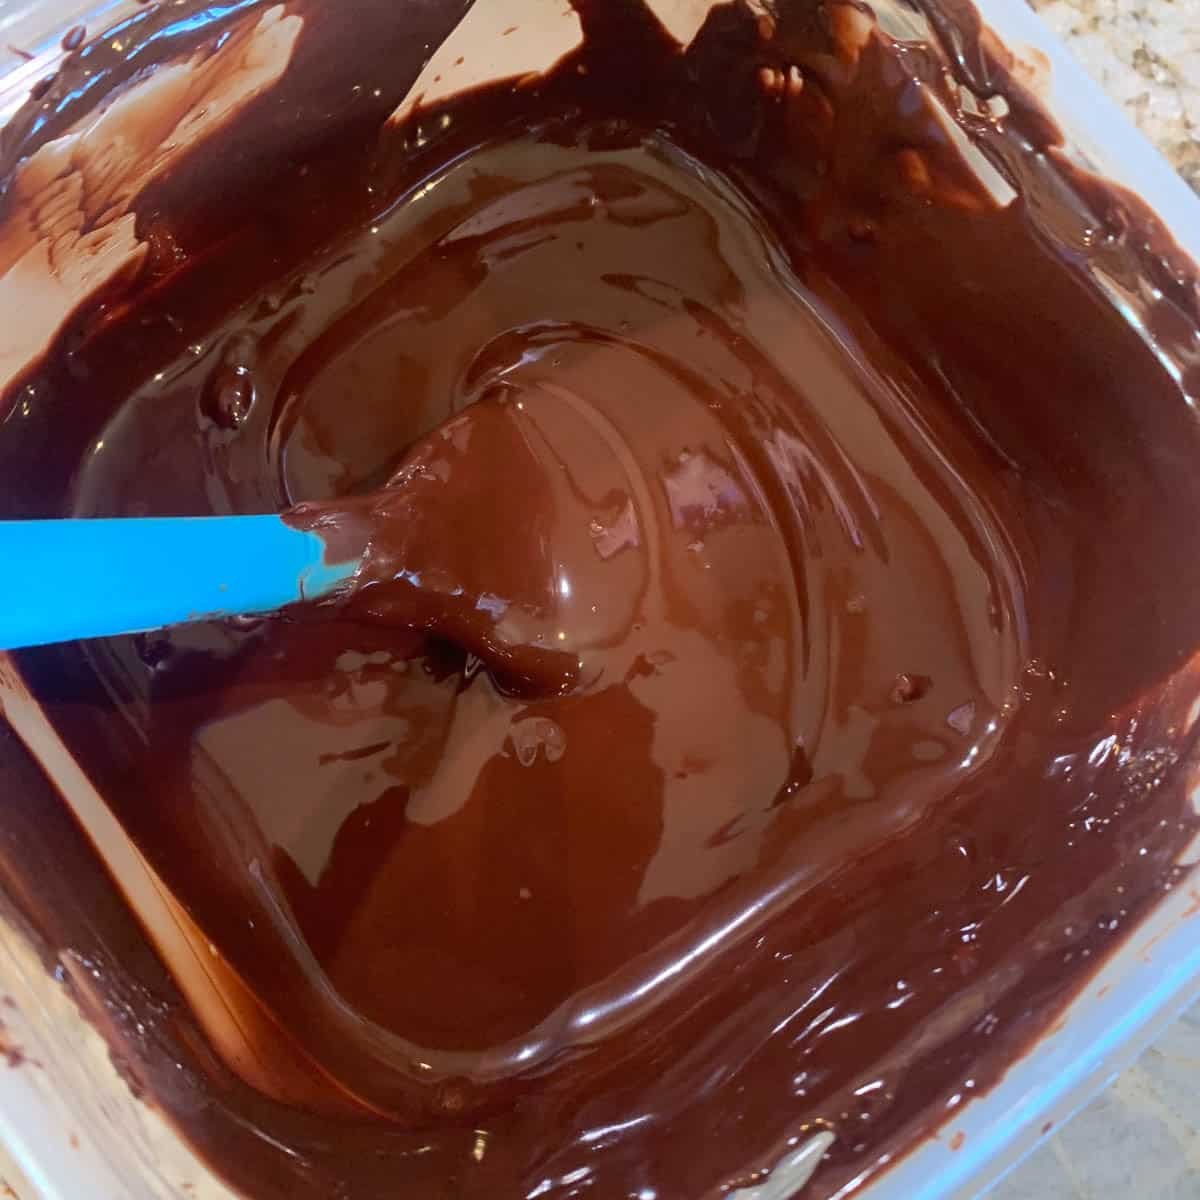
[0,1,1198,1197]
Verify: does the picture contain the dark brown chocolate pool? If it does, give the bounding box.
[2,1,1200,1197]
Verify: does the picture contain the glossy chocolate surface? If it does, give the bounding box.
[1,1,1199,1197]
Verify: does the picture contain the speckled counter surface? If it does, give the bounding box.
[993,1005,1200,1198]
[993,3,1200,1197]
[1030,0,1199,192]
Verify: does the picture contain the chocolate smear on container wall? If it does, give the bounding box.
[0,1,1198,1198]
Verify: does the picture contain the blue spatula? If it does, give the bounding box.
[0,516,358,650]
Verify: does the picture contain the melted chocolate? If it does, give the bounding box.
[1,1,1200,1197]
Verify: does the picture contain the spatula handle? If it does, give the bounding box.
[0,516,356,650]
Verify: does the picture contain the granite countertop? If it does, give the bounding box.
[994,1006,1200,1199]
[1030,0,1199,191]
